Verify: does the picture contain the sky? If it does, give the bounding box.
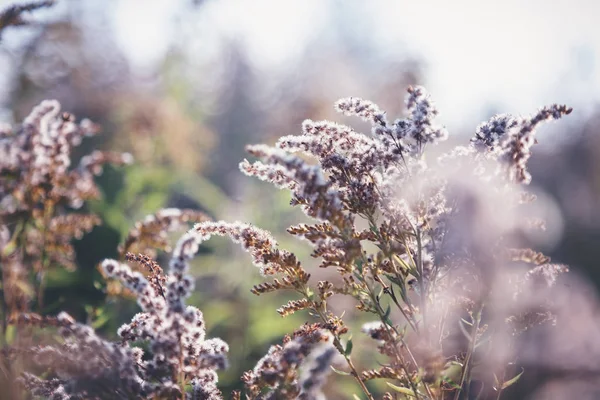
[0,0,597,135]
[111,0,600,133]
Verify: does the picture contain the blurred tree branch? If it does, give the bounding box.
[0,0,54,39]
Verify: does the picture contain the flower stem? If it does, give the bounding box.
[301,284,374,400]
[454,304,483,400]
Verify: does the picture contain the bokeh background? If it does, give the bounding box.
[2,0,600,397]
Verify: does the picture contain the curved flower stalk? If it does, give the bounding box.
[94,208,211,300]
[118,208,210,258]
[14,224,229,400]
[206,86,572,399]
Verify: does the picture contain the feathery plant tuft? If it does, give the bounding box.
[1,86,574,400]
[198,86,572,399]
[0,100,132,323]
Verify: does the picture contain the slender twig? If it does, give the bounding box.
[179,334,186,400]
[495,367,507,400]
[415,227,429,343]
[1,220,25,338]
[299,284,375,400]
[365,213,419,332]
[36,201,53,312]
[316,307,374,400]
[454,304,483,400]
[364,276,435,400]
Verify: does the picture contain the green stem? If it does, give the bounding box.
[363,278,432,400]
[179,335,185,400]
[454,304,483,400]
[415,227,428,342]
[37,202,54,312]
[362,214,432,398]
[495,368,506,400]
[1,220,25,338]
[301,285,374,400]
[385,285,419,333]
[365,214,419,332]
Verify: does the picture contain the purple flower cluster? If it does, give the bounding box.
[17,224,228,399]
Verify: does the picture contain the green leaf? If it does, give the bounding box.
[356,259,364,273]
[386,382,417,397]
[91,310,112,330]
[369,224,378,234]
[392,254,409,273]
[501,368,524,389]
[444,379,462,390]
[442,361,463,385]
[344,339,354,356]
[4,324,16,345]
[384,315,393,327]
[398,284,409,304]
[386,274,402,286]
[1,239,16,257]
[305,288,314,301]
[398,325,408,339]
[330,365,351,376]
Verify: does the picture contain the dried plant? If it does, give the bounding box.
[6,86,581,400]
[0,99,132,326]
[241,323,336,399]
[98,208,210,300]
[12,225,228,399]
[189,86,573,399]
[119,208,210,259]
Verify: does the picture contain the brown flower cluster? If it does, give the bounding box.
[119,208,210,258]
[0,100,131,319]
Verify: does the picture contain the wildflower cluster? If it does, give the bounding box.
[472,105,572,184]
[0,100,131,318]
[13,216,229,399]
[197,86,572,399]
[5,86,574,400]
[119,208,210,258]
[0,100,224,399]
[241,323,336,399]
[14,312,149,399]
